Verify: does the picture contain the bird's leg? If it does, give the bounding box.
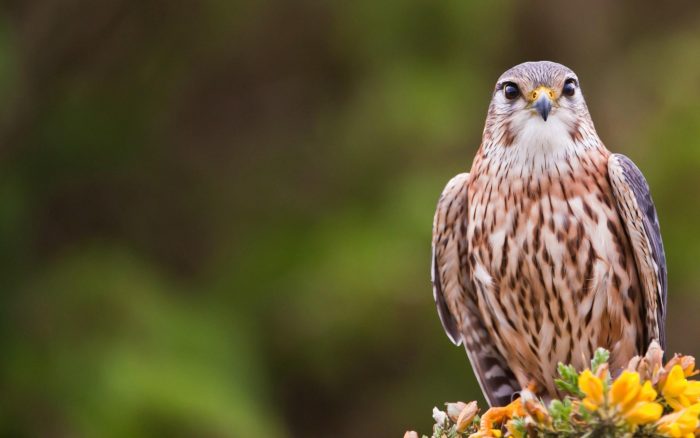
[469,398,525,438]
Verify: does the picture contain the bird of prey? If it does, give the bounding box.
[431,61,666,407]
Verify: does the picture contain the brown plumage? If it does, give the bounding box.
[431,61,667,406]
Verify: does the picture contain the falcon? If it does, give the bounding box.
[431,61,667,407]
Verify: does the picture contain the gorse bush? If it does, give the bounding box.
[407,343,700,437]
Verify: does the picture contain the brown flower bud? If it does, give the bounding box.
[627,355,641,372]
[678,355,698,377]
[645,340,664,369]
[455,401,479,432]
[595,363,609,379]
[446,401,468,422]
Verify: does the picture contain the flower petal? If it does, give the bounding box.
[656,403,700,437]
[624,401,663,425]
[579,369,604,409]
[611,371,641,411]
[664,366,688,398]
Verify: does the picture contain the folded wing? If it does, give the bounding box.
[608,154,667,349]
[432,173,519,406]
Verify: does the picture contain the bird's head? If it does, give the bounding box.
[483,61,597,153]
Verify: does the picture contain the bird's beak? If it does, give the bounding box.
[530,86,554,121]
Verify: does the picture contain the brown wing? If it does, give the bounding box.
[431,173,519,406]
[608,154,667,350]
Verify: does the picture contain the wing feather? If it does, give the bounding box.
[608,154,667,349]
[431,173,519,406]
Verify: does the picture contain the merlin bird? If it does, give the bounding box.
[431,61,667,407]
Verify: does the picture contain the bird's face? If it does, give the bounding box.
[484,61,596,153]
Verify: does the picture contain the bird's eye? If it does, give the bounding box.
[503,82,519,100]
[563,79,577,97]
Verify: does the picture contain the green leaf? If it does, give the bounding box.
[555,363,583,397]
[549,398,575,432]
[590,348,610,373]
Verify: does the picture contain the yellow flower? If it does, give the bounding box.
[639,380,659,402]
[609,371,663,425]
[662,365,700,411]
[611,371,643,410]
[656,403,700,437]
[579,369,605,411]
[665,355,699,378]
[625,399,663,425]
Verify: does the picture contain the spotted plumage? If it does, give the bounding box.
[431,61,667,406]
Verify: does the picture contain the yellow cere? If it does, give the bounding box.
[529,86,556,102]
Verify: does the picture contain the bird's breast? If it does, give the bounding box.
[466,152,644,396]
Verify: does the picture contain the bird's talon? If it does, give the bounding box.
[469,398,524,437]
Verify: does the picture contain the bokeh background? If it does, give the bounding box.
[1,0,700,436]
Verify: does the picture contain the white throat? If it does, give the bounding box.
[487,110,598,177]
[516,113,574,151]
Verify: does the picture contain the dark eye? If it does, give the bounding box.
[563,78,577,97]
[503,82,519,100]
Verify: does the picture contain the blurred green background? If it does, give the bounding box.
[1,0,700,436]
